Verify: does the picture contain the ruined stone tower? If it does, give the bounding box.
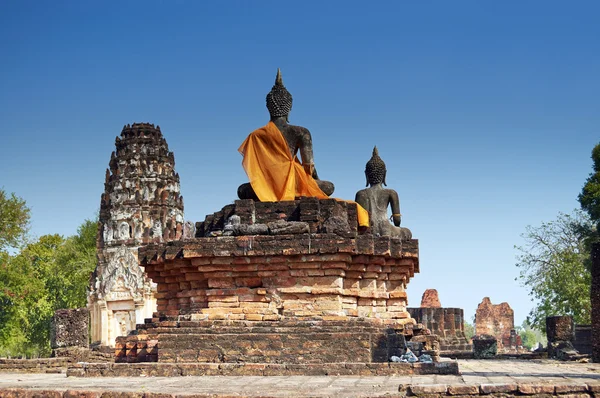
[88,123,184,347]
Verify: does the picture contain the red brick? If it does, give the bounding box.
[518,384,555,395]
[479,384,518,394]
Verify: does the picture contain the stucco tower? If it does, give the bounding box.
[88,123,184,347]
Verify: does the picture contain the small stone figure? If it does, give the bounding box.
[238,69,334,200]
[355,147,412,240]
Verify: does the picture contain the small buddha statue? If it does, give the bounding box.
[237,69,334,201]
[355,147,412,240]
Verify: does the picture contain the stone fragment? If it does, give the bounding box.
[420,289,441,308]
[183,221,196,240]
[472,334,497,359]
[321,215,352,237]
[232,223,269,235]
[267,220,309,235]
[547,315,575,342]
[51,308,89,349]
[548,340,580,360]
[418,354,433,363]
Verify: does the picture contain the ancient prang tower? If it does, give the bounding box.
[88,123,184,347]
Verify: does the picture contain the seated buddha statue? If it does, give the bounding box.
[355,147,412,241]
[237,69,334,201]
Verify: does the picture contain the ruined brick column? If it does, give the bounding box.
[475,297,514,351]
[88,123,185,347]
[592,242,600,362]
[546,316,574,343]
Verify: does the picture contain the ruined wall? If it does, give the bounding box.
[420,289,441,308]
[475,297,514,349]
[88,123,184,347]
[408,289,471,353]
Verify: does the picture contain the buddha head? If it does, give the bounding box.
[365,146,387,187]
[266,68,293,121]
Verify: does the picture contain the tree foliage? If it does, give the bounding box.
[0,188,30,251]
[0,219,97,357]
[579,144,600,229]
[463,321,475,340]
[516,320,546,350]
[515,210,592,331]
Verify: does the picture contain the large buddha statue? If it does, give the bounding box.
[355,147,412,240]
[237,69,334,201]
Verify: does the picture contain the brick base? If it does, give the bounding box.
[67,360,459,377]
[116,317,439,364]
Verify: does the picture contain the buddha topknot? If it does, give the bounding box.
[365,146,387,186]
[266,68,293,120]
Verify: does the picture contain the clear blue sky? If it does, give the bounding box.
[1,1,599,326]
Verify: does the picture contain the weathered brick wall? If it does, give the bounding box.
[475,297,514,349]
[407,307,471,352]
[140,236,417,322]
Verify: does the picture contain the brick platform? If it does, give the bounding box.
[116,317,438,364]
[126,198,425,364]
[67,360,458,377]
[3,359,600,397]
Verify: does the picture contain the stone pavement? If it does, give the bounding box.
[1,359,600,397]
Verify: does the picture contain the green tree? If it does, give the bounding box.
[579,143,600,229]
[463,321,475,340]
[515,210,592,330]
[50,219,98,309]
[0,188,30,252]
[516,320,547,350]
[0,219,97,357]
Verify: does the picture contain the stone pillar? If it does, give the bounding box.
[472,335,497,359]
[135,302,145,325]
[100,301,109,346]
[592,243,600,362]
[546,315,574,343]
[547,315,580,360]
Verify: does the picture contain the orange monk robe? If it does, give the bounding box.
[238,122,369,227]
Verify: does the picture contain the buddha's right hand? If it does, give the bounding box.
[303,163,317,179]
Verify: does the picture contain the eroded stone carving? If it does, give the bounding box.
[88,122,185,347]
[95,247,150,302]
